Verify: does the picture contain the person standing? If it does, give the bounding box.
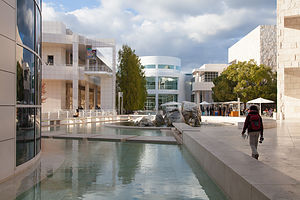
[241,105,264,159]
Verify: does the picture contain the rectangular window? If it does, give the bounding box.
[201,72,218,82]
[16,107,35,166]
[47,55,54,65]
[17,46,35,105]
[158,64,174,69]
[144,64,156,69]
[158,94,178,108]
[145,94,156,110]
[146,77,156,90]
[158,77,178,90]
[176,66,181,71]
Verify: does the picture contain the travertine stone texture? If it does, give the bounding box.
[228,25,277,70]
[277,0,300,120]
[0,0,16,182]
[260,25,277,70]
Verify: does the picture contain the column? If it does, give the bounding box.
[85,76,89,110]
[72,34,79,110]
[112,46,116,110]
[196,91,201,104]
[94,86,98,108]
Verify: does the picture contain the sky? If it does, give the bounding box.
[42,0,276,72]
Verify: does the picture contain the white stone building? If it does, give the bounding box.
[42,21,116,113]
[228,25,277,70]
[192,64,228,104]
[277,0,300,120]
[140,56,184,111]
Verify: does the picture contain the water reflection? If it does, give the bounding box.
[16,139,227,200]
[43,123,164,136]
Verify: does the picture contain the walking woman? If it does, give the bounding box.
[241,105,264,159]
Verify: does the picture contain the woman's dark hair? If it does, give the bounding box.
[250,105,258,111]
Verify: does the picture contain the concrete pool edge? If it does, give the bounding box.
[104,123,172,130]
[174,123,300,200]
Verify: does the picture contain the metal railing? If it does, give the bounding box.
[85,65,112,73]
[42,109,117,121]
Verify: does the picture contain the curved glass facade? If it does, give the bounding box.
[16,0,42,166]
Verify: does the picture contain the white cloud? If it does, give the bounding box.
[42,0,276,72]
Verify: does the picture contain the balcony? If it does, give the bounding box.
[192,82,214,92]
[84,64,113,77]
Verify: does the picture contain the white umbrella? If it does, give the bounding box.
[199,101,211,105]
[247,97,275,115]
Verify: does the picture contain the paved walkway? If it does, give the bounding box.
[197,120,300,182]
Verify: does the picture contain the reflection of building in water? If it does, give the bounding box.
[0,0,42,182]
[42,21,116,112]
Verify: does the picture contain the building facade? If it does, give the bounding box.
[42,21,116,113]
[184,73,194,102]
[277,0,300,120]
[192,64,228,104]
[228,25,277,70]
[140,56,184,111]
[0,0,42,182]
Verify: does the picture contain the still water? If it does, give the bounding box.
[16,138,227,200]
[42,123,165,136]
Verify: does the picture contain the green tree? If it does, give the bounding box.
[212,60,277,102]
[117,45,147,113]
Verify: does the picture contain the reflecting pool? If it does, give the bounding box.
[16,139,227,200]
[42,123,166,136]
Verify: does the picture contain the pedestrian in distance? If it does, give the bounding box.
[241,105,264,160]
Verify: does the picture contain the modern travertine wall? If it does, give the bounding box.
[228,25,277,70]
[277,0,300,120]
[0,0,17,182]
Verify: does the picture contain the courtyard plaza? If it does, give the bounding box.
[200,119,300,182]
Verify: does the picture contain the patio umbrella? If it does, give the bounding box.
[247,97,275,115]
[199,101,211,105]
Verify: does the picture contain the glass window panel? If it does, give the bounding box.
[144,65,156,69]
[145,94,156,110]
[36,57,42,105]
[158,77,178,90]
[146,77,156,90]
[17,46,35,105]
[158,94,178,108]
[203,72,218,82]
[35,108,41,154]
[16,107,35,166]
[17,0,35,50]
[35,5,41,57]
[176,66,181,71]
[158,64,174,69]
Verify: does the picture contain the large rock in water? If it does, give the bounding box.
[164,107,182,127]
[154,114,165,127]
[134,116,154,127]
[181,101,201,127]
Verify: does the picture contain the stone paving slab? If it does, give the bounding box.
[173,122,201,132]
[52,134,94,139]
[182,122,300,200]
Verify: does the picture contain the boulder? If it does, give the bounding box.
[164,107,182,127]
[134,116,154,127]
[181,101,201,127]
[154,114,165,127]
